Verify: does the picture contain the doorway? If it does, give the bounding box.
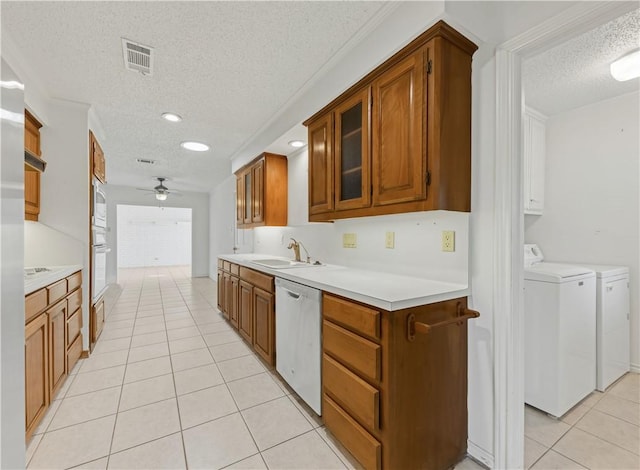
[116,204,192,280]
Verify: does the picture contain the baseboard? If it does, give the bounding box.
[81,350,90,359]
[467,441,493,469]
[631,363,640,374]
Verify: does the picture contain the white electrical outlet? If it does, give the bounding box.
[385,232,395,249]
[342,233,357,248]
[442,230,455,252]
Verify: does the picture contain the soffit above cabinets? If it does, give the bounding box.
[523,8,640,116]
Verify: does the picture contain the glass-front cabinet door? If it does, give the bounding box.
[334,88,370,210]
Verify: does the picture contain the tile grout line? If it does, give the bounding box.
[104,280,143,469]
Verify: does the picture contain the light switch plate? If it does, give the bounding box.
[385,232,395,249]
[442,230,455,252]
[342,233,357,248]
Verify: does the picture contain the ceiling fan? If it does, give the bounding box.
[136,177,182,201]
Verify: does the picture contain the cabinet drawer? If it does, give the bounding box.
[26,288,47,323]
[323,354,379,430]
[323,395,381,470]
[67,288,82,316]
[218,258,224,268]
[67,308,82,346]
[323,321,381,382]
[67,271,82,292]
[230,263,240,276]
[323,294,380,340]
[67,334,82,373]
[223,261,231,272]
[47,279,67,306]
[239,267,274,293]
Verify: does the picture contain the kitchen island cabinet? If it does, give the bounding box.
[304,20,477,222]
[25,268,83,440]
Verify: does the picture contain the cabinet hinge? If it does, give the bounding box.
[426,171,431,186]
[427,60,433,75]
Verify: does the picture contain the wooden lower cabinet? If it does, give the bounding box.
[229,275,240,329]
[238,281,253,343]
[25,270,84,441]
[218,260,275,366]
[25,313,49,440]
[217,269,225,313]
[48,299,67,398]
[92,297,105,343]
[253,287,275,365]
[322,293,475,470]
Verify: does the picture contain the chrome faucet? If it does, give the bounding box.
[288,238,311,263]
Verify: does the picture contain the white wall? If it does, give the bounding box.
[34,99,92,350]
[117,205,191,268]
[24,221,84,267]
[105,185,209,281]
[525,91,640,370]
[208,174,236,277]
[0,58,27,469]
[251,149,470,284]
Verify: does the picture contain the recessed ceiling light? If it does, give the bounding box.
[161,112,182,122]
[180,141,210,152]
[610,50,640,82]
[288,140,305,148]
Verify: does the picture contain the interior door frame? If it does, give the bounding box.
[493,2,637,468]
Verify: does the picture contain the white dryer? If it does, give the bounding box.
[524,244,596,417]
[580,264,630,391]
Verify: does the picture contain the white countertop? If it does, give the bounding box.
[219,254,468,311]
[24,265,83,295]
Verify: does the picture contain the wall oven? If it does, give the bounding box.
[92,244,110,302]
[93,181,107,228]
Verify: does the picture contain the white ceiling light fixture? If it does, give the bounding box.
[161,112,182,122]
[288,140,305,148]
[155,192,168,201]
[180,141,210,152]
[610,50,640,82]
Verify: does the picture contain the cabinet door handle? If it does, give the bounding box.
[407,303,480,341]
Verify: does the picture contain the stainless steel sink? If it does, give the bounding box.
[251,258,321,269]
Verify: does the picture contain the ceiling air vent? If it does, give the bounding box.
[136,158,156,165]
[122,38,154,75]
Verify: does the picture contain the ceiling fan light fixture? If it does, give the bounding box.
[155,192,168,201]
[288,140,305,148]
[180,141,210,152]
[161,112,182,122]
[610,50,640,81]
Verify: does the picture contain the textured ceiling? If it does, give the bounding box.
[523,8,640,116]
[1,1,388,192]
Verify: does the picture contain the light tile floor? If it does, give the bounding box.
[38,266,640,469]
[525,373,640,469]
[26,267,376,469]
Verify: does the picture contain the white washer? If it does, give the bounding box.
[580,264,630,391]
[524,244,596,417]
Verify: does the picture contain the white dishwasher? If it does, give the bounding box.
[275,278,322,415]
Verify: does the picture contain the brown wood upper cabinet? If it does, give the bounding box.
[304,21,477,222]
[24,110,43,221]
[90,131,106,183]
[235,153,287,228]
